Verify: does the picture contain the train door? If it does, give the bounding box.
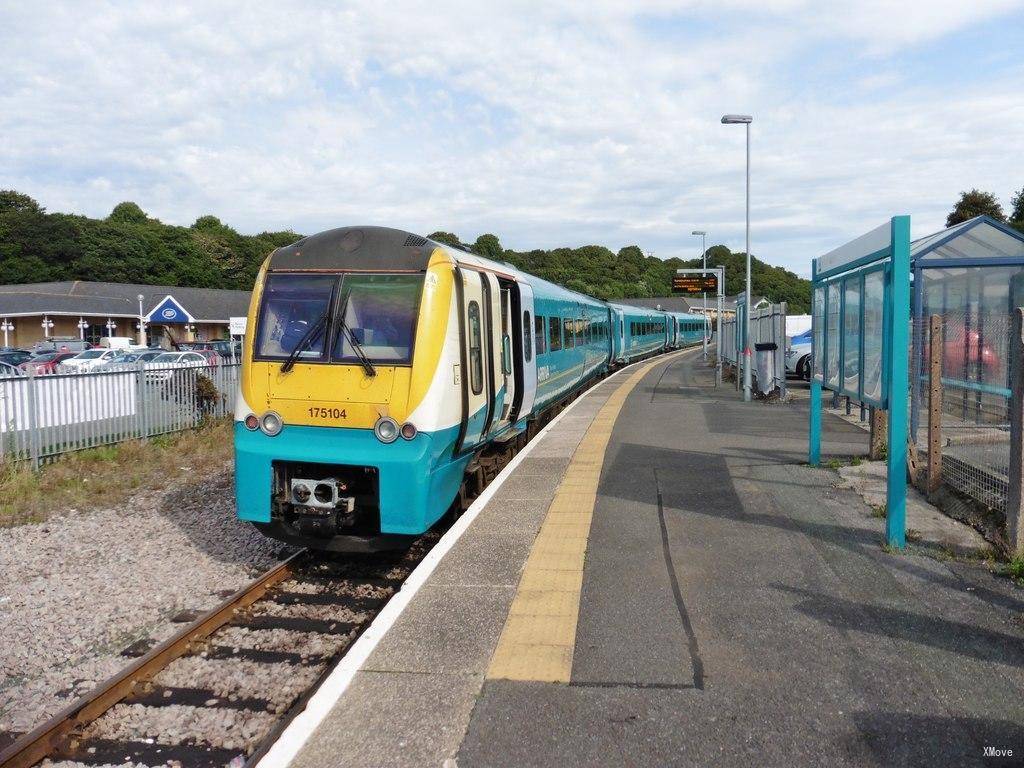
[516,282,537,419]
[481,272,503,438]
[492,283,518,433]
[614,307,625,361]
[459,270,489,448]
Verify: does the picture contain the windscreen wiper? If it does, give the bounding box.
[280,312,328,373]
[329,293,376,378]
[340,323,377,378]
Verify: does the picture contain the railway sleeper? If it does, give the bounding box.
[58,736,241,768]
[227,613,358,636]
[125,683,273,713]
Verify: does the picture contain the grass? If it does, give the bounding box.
[1008,556,1024,584]
[0,419,233,528]
[869,504,887,519]
[825,458,842,470]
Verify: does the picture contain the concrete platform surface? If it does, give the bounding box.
[285,350,1024,768]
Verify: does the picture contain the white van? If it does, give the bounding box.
[98,336,136,350]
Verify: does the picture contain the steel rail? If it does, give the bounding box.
[0,550,308,768]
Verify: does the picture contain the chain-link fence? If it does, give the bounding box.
[0,362,239,468]
[913,310,1012,513]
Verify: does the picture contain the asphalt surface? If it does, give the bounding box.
[457,354,1024,767]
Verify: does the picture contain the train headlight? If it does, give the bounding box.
[374,416,399,443]
[293,483,311,503]
[400,422,417,440]
[260,411,283,436]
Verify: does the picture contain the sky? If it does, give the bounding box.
[2,1,1023,277]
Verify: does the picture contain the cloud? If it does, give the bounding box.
[1,1,1023,278]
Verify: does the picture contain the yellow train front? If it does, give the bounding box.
[234,225,690,551]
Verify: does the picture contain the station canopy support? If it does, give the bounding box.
[808,216,911,549]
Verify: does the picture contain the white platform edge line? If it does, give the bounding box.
[253,354,682,768]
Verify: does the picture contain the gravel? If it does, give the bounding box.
[0,465,282,735]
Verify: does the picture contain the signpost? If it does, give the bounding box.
[672,274,718,294]
[229,316,247,364]
[676,268,724,385]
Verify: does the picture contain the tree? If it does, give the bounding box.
[1010,187,1024,232]
[427,231,465,249]
[472,233,503,261]
[946,189,1005,227]
[107,201,149,224]
[0,190,43,215]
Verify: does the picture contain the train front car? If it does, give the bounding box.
[234,227,466,552]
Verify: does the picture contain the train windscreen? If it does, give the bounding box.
[333,274,423,364]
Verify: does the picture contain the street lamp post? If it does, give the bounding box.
[77,317,88,340]
[105,318,117,337]
[721,113,753,401]
[41,316,54,339]
[137,294,147,347]
[691,230,708,359]
[1,319,13,347]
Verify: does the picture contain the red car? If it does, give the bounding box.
[943,328,1000,376]
[19,351,78,374]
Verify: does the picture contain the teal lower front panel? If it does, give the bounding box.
[234,421,469,535]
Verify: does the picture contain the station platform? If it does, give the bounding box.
[271,349,1024,768]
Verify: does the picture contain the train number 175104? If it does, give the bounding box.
[308,407,347,420]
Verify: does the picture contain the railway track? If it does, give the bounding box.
[0,536,439,768]
[0,350,691,768]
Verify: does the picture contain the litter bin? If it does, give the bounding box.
[754,341,777,394]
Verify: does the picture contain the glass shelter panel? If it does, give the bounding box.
[826,283,841,388]
[843,277,861,394]
[862,270,884,403]
[812,286,824,380]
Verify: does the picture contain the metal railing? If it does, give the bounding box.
[0,362,238,467]
[719,302,787,396]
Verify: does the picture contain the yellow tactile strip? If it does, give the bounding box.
[487,352,685,683]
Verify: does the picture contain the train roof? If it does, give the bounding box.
[268,226,439,272]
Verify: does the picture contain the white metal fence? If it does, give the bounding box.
[719,302,788,395]
[0,362,239,467]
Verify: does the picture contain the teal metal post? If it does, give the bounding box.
[809,378,821,465]
[885,215,911,549]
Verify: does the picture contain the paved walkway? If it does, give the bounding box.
[286,349,1024,768]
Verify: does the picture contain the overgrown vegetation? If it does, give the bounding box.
[0,420,233,527]
[0,190,813,310]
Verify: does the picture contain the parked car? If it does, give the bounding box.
[20,351,79,374]
[191,349,222,366]
[0,360,23,378]
[191,339,239,358]
[785,331,813,380]
[59,348,121,371]
[144,351,209,382]
[97,349,166,369]
[31,337,93,353]
[0,348,33,367]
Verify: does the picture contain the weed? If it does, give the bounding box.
[850,456,862,466]
[825,458,842,470]
[1008,556,1024,583]
[0,419,233,528]
[870,504,887,519]
[906,528,922,543]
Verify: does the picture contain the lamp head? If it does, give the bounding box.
[721,114,753,124]
[691,230,706,236]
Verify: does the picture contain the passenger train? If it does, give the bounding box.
[234,227,709,551]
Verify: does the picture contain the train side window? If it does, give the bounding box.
[563,318,574,348]
[535,314,546,355]
[523,310,532,362]
[548,316,562,351]
[468,301,483,395]
[575,319,584,346]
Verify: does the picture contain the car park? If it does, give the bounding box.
[96,349,166,369]
[19,351,79,374]
[0,360,23,378]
